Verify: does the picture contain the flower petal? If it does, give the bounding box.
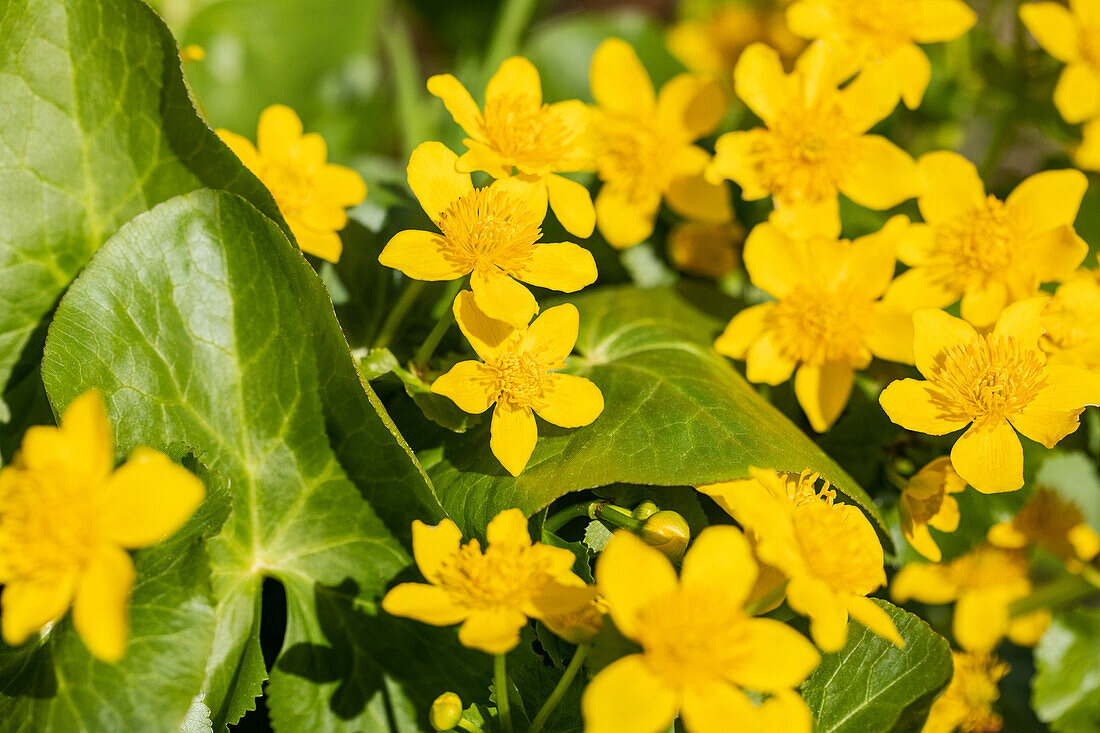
[1006,168,1089,233]
[486,56,542,105]
[960,280,1009,328]
[453,289,515,361]
[743,222,802,297]
[839,135,919,210]
[910,0,977,42]
[950,421,1024,494]
[681,683,760,733]
[289,222,343,262]
[1027,226,1089,282]
[381,583,468,626]
[786,576,849,652]
[715,303,774,360]
[746,333,797,385]
[883,267,960,314]
[846,596,904,646]
[916,151,986,224]
[1010,364,1100,446]
[486,507,533,549]
[594,184,660,249]
[889,43,932,110]
[1055,63,1100,123]
[596,531,678,640]
[471,267,539,329]
[535,374,604,428]
[72,543,135,662]
[590,38,655,116]
[913,307,979,378]
[680,525,756,605]
[839,63,901,133]
[734,43,792,123]
[726,618,821,690]
[666,173,732,224]
[525,302,580,365]
[1020,1,1081,62]
[890,562,958,604]
[456,139,511,179]
[217,129,261,170]
[407,141,474,224]
[316,164,368,207]
[516,242,597,293]
[412,518,463,581]
[878,379,970,435]
[582,655,679,733]
[545,174,595,238]
[867,303,916,365]
[426,73,484,137]
[257,104,302,158]
[794,362,855,433]
[992,296,1050,347]
[379,230,469,281]
[457,607,528,654]
[954,591,1009,652]
[0,574,76,647]
[708,130,772,200]
[62,390,115,484]
[490,401,538,476]
[657,73,728,141]
[431,361,498,414]
[98,448,204,549]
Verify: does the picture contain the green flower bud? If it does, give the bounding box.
[640,510,690,562]
[430,691,463,731]
[632,500,659,520]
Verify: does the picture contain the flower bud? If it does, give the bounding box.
[632,500,659,520]
[430,691,463,731]
[640,510,690,562]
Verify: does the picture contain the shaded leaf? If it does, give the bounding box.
[1033,608,1100,733]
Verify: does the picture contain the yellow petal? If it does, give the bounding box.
[1010,364,1100,447]
[755,690,813,733]
[950,421,1024,494]
[746,334,797,385]
[1006,169,1089,234]
[839,135,919,210]
[794,362,855,433]
[679,525,756,604]
[545,174,595,238]
[734,43,791,123]
[725,618,821,690]
[457,607,528,654]
[379,230,469,281]
[1073,0,1100,26]
[381,583,468,626]
[412,518,463,581]
[217,129,261,171]
[97,448,204,549]
[960,281,1009,328]
[407,142,474,224]
[786,0,832,38]
[316,164,368,207]
[0,574,76,647]
[665,173,732,224]
[525,302,580,365]
[257,104,302,158]
[992,296,1049,347]
[681,683,759,733]
[595,184,660,249]
[596,531,678,640]
[904,522,943,562]
[916,151,986,224]
[878,379,970,435]
[1055,63,1100,123]
[889,43,932,110]
[486,56,542,105]
[1027,226,1089,282]
[72,543,134,662]
[930,495,962,532]
[582,655,679,733]
[293,132,327,168]
[431,361,498,414]
[883,267,960,313]
[657,73,728,141]
[535,374,604,428]
[838,63,901,134]
[715,303,775,360]
[62,390,115,484]
[516,242,597,293]
[456,139,511,179]
[1069,523,1100,561]
[1021,2,1082,62]
[786,576,849,652]
[913,307,979,378]
[742,222,801,297]
[426,73,484,137]
[299,200,347,233]
[1007,609,1052,647]
[897,222,936,266]
[490,401,538,476]
[867,303,916,365]
[590,38,655,116]
[954,592,1008,652]
[666,21,724,74]
[1075,117,1100,170]
[289,222,343,262]
[910,0,978,42]
[846,596,904,647]
[890,562,958,604]
[453,289,515,361]
[708,130,771,200]
[471,267,538,329]
[486,507,533,549]
[849,215,908,298]
[987,521,1029,549]
[490,173,548,221]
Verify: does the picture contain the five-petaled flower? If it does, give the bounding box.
[883,151,1089,328]
[427,56,596,238]
[714,215,915,432]
[431,291,604,476]
[666,2,805,76]
[921,651,1008,733]
[879,299,1100,493]
[217,104,367,262]
[582,526,820,733]
[785,0,976,108]
[1040,268,1100,371]
[587,38,733,249]
[379,142,598,329]
[1021,0,1100,123]
[381,508,593,654]
[699,468,902,652]
[898,457,966,562]
[0,391,204,662]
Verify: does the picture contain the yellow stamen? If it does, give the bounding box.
[928,334,1047,422]
[438,188,541,273]
[482,94,571,170]
[766,284,873,366]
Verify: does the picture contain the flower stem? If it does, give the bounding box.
[413,279,464,367]
[1009,572,1099,618]
[592,503,645,534]
[373,279,426,349]
[544,501,600,535]
[483,0,539,75]
[494,653,514,733]
[528,644,590,733]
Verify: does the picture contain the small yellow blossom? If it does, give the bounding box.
[180,44,205,63]
[427,57,596,238]
[381,509,592,654]
[667,2,805,76]
[879,300,1100,494]
[707,42,918,233]
[892,544,1051,651]
[667,221,744,279]
[899,457,966,562]
[542,594,607,644]
[883,152,1089,327]
[921,651,1008,733]
[1021,0,1100,123]
[431,291,604,476]
[987,487,1100,570]
[1040,269,1100,370]
[583,526,819,733]
[217,105,367,262]
[0,391,204,662]
[700,468,903,652]
[714,216,915,432]
[379,142,598,329]
[588,38,733,249]
[786,0,976,108]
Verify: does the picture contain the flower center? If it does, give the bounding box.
[766,283,872,366]
[754,100,856,204]
[490,349,547,408]
[946,546,1030,591]
[482,94,571,171]
[262,162,314,216]
[1041,287,1097,354]
[594,116,668,202]
[437,188,542,273]
[927,652,1007,733]
[434,539,557,610]
[927,196,1024,291]
[927,334,1047,422]
[1011,488,1087,560]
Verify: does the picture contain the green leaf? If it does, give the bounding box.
[801,599,953,733]
[0,448,230,731]
[0,0,283,421]
[1033,608,1100,733]
[428,286,882,539]
[37,190,470,731]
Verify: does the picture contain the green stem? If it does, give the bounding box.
[528,645,590,733]
[545,502,600,535]
[373,279,426,349]
[382,9,431,160]
[483,0,540,75]
[413,279,464,366]
[593,503,645,534]
[1009,572,1099,618]
[494,653,514,733]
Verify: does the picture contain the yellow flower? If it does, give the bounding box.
[879,300,1100,494]
[1021,0,1100,123]
[427,57,596,238]
[891,544,1051,651]
[699,468,903,652]
[883,152,1089,327]
[987,487,1100,570]
[381,508,592,654]
[378,142,598,328]
[714,216,915,432]
[582,526,819,733]
[0,391,204,662]
[542,594,607,644]
[707,42,918,233]
[1040,269,1100,370]
[667,221,744,279]
[899,457,966,562]
[588,38,733,249]
[1074,115,1100,168]
[431,291,604,476]
[667,2,805,76]
[786,0,976,108]
[217,105,367,262]
[921,651,1008,733]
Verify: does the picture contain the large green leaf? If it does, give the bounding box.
[801,599,953,733]
[0,0,282,422]
[427,286,882,537]
[37,190,475,731]
[1033,608,1100,733]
